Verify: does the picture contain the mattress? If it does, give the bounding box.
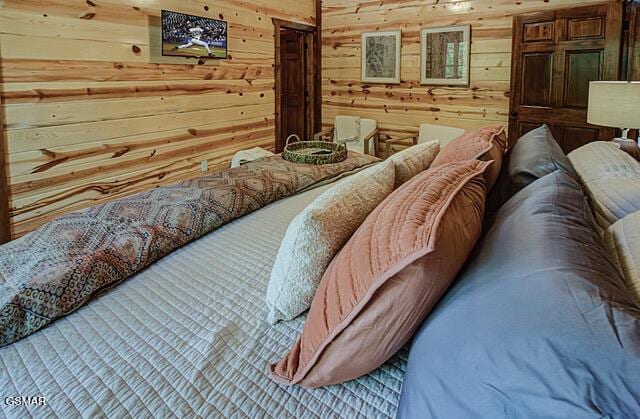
[0,179,407,418]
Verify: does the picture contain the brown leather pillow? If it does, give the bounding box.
[432,124,507,190]
[270,159,492,387]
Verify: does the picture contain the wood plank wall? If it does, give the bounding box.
[0,0,316,239]
[321,0,608,142]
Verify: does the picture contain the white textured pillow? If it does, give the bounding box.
[266,160,396,324]
[388,140,440,187]
[569,141,640,230]
[604,211,640,306]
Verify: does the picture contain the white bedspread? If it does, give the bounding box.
[0,181,406,418]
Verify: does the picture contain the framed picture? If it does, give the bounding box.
[421,25,471,86]
[361,30,401,84]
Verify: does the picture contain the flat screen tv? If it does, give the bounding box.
[161,10,227,58]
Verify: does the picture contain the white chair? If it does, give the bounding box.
[231,147,274,168]
[385,123,466,157]
[314,116,379,156]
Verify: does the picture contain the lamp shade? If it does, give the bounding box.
[587,81,640,129]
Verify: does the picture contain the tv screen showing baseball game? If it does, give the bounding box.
[161,10,227,58]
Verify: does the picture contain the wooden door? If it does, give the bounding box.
[279,29,307,151]
[509,3,623,153]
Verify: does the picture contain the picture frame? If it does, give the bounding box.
[361,30,401,84]
[421,25,471,86]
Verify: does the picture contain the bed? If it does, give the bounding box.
[4,130,638,418]
[0,178,406,418]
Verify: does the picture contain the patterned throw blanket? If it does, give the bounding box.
[0,153,378,347]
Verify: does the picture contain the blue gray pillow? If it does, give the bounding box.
[397,170,640,418]
[487,125,576,215]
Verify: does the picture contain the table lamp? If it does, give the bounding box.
[587,81,640,144]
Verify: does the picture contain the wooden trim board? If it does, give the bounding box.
[0,44,10,244]
[315,0,323,136]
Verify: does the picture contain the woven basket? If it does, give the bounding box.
[282,135,348,165]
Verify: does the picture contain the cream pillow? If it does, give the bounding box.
[568,141,640,184]
[388,140,440,187]
[604,211,640,305]
[266,160,395,324]
[568,142,640,231]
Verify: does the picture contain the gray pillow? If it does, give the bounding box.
[398,170,640,418]
[487,125,575,214]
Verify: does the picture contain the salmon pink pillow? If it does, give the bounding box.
[432,124,507,190]
[270,159,492,387]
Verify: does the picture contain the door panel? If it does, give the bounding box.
[568,17,605,40]
[561,126,599,151]
[521,53,553,107]
[564,50,602,108]
[514,121,543,139]
[509,3,622,153]
[523,22,555,42]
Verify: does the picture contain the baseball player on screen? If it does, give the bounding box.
[175,22,213,56]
